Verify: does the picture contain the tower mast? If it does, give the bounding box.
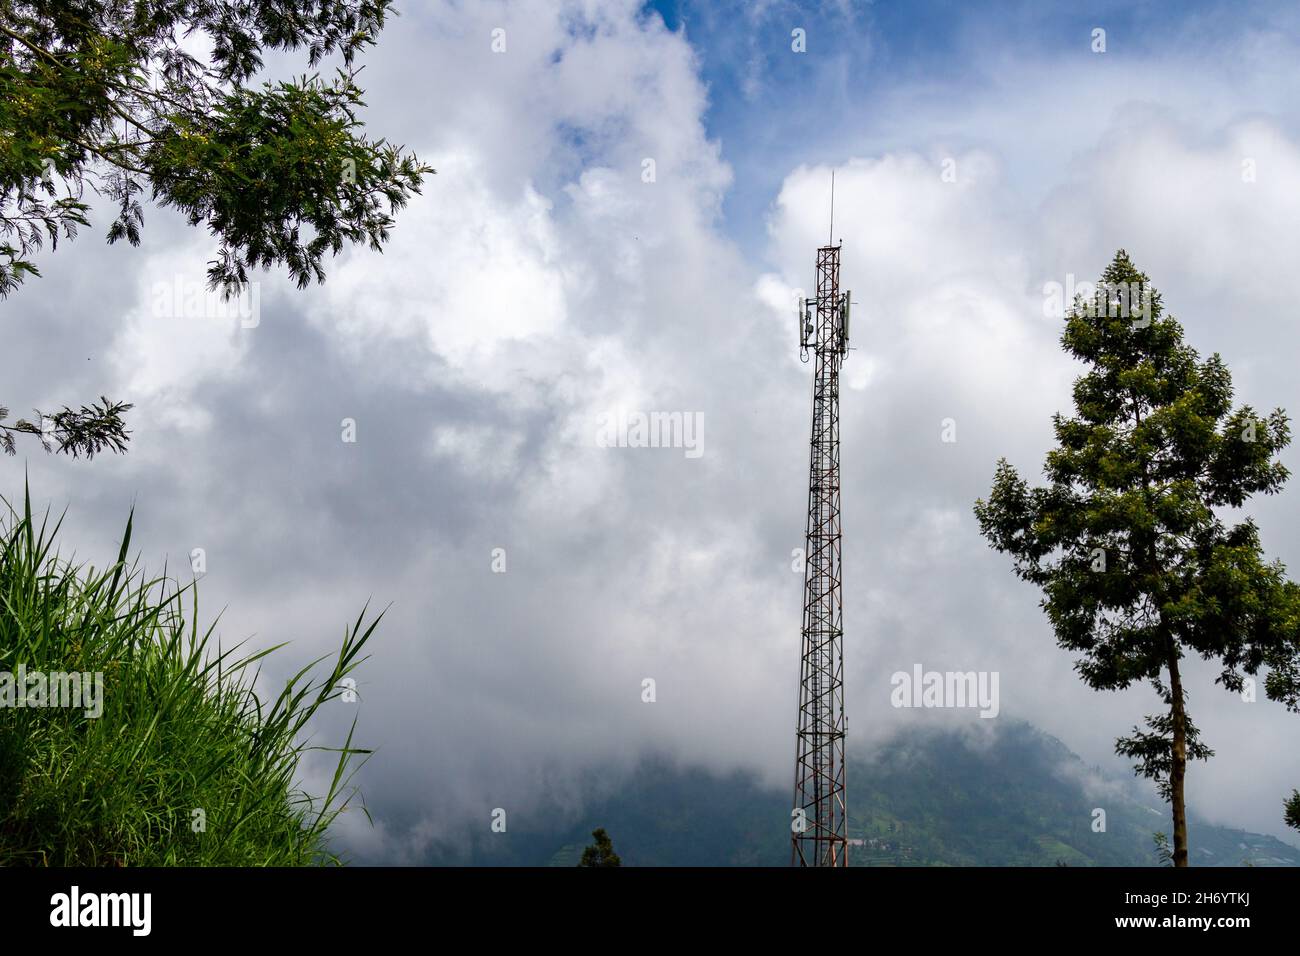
[792,228,850,867]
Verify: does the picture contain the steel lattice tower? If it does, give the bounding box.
[792,242,850,867]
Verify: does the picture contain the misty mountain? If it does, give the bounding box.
[414,720,1299,867]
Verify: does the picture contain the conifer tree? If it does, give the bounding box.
[975,250,1300,866]
[578,828,621,867]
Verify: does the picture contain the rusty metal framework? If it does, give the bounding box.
[792,243,849,867]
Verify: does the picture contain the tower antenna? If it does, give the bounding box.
[791,225,851,867]
[828,170,835,245]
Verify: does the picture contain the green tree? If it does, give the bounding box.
[577,827,621,867]
[2,0,434,455]
[974,250,1300,867]
[1,397,130,457]
[1265,622,1300,834]
[1152,831,1172,866]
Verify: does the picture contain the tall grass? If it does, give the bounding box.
[0,483,380,865]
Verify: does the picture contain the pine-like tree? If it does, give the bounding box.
[975,250,1300,867]
[577,828,621,867]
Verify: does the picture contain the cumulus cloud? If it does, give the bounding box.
[6,0,1300,861]
[755,76,1300,843]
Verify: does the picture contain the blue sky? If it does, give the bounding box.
[643,0,1300,255]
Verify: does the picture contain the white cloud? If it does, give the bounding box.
[11,0,1300,859]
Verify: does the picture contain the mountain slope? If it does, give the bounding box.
[422,720,1300,866]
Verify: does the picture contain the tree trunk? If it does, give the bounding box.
[1167,649,1189,867]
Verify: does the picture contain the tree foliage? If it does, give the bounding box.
[1,1,434,460]
[0,0,434,298]
[1152,831,1173,866]
[974,250,1300,866]
[578,827,621,867]
[0,396,130,458]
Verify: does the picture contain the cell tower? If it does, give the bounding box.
[791,202,851,867]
